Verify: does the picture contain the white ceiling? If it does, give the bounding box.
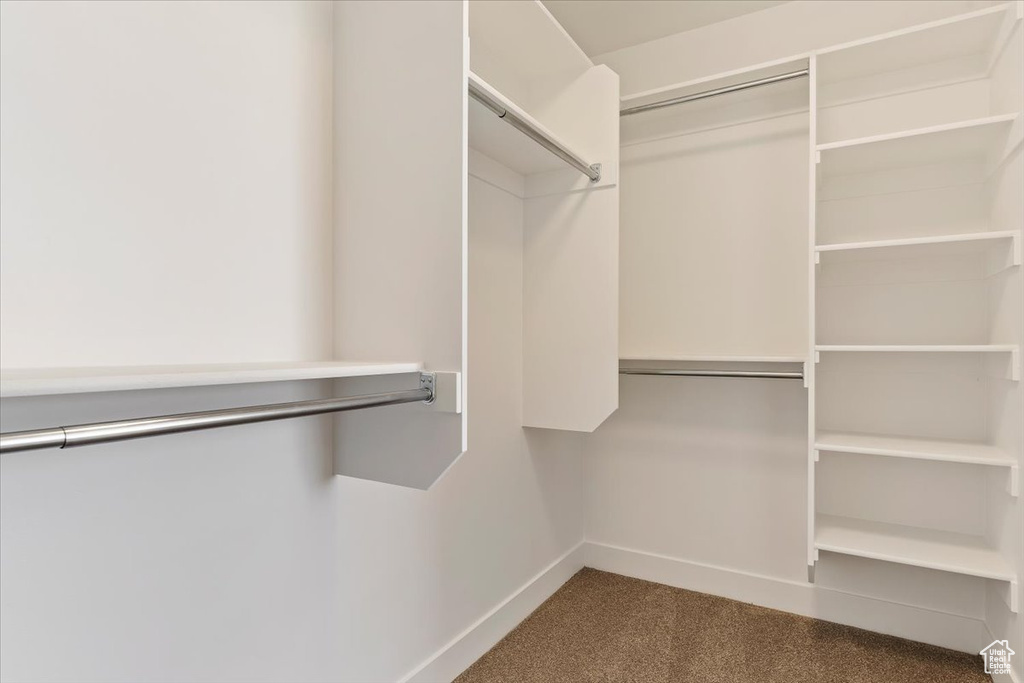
[543,0,788,57]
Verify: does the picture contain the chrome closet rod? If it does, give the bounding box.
[620,368,803,380]
[468,79,602,182]
[0,374,435,454]
[620,68,810,117]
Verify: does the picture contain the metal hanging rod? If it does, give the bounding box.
[620,368,803,380]
[469,79,602,183]
[0,373,436,454]
[620,68,810,117]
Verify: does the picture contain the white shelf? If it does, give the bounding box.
[815,514,1016,585]
[468,72,583,177]
[816,4,1015,86]
[620,354,806,364]
[816,431,1015,468]
[815,345,1019,380]
[816,344,1017,353]
[817,114,1017,178]
[0,361,424,397]
[469,0,591,84]
[815,230,1020,267]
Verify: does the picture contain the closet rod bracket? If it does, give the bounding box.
[419,372,436,405]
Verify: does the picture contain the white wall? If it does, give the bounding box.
[0,0,334,368]
[0,3,586,681]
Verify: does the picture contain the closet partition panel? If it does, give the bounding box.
[469,0,620,433]
[332,1,467,489]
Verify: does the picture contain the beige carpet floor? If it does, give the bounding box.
[455,568,990,683]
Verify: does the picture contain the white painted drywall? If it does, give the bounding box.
[0,0,333,368]
[0,3,586,681]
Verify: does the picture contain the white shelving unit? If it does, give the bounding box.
[468,0,620,433]
[808,4,1024,621]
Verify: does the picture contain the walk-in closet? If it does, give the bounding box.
[1,1,1021,682]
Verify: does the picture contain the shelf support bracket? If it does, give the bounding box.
[998,578,1019,615]
[1010,465,1019,498]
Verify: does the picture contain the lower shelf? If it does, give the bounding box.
[815,515,1016,585]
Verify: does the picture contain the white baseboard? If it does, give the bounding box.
[984,623,1022,683]
[584,541,993,655]
[988,667,1021,683]
[399,541,586,683]
[398,539,999,683]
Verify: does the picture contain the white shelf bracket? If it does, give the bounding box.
[1000,578,1020,614]
[1012,348,1020,382]
[807,562,816,584]
[814,252,821,265]
[802,362,810,389]
[813,449,820,463]
[1010,465,1020,498]
[814,351,821,364]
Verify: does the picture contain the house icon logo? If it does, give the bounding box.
[980,639,1015,676]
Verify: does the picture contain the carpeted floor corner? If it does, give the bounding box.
[455,568,990,683]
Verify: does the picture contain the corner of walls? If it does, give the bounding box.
[400,541,586,683]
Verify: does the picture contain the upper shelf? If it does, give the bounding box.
[0,361,424,397]
[815,344,1020,380]
[816,4,1017,86]
[816,114,1018,179]
[620,354,805,364]
[815,230,1020,269]
[469,0,590,87]
[816,344,1017,352]
[468,72,592,178]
